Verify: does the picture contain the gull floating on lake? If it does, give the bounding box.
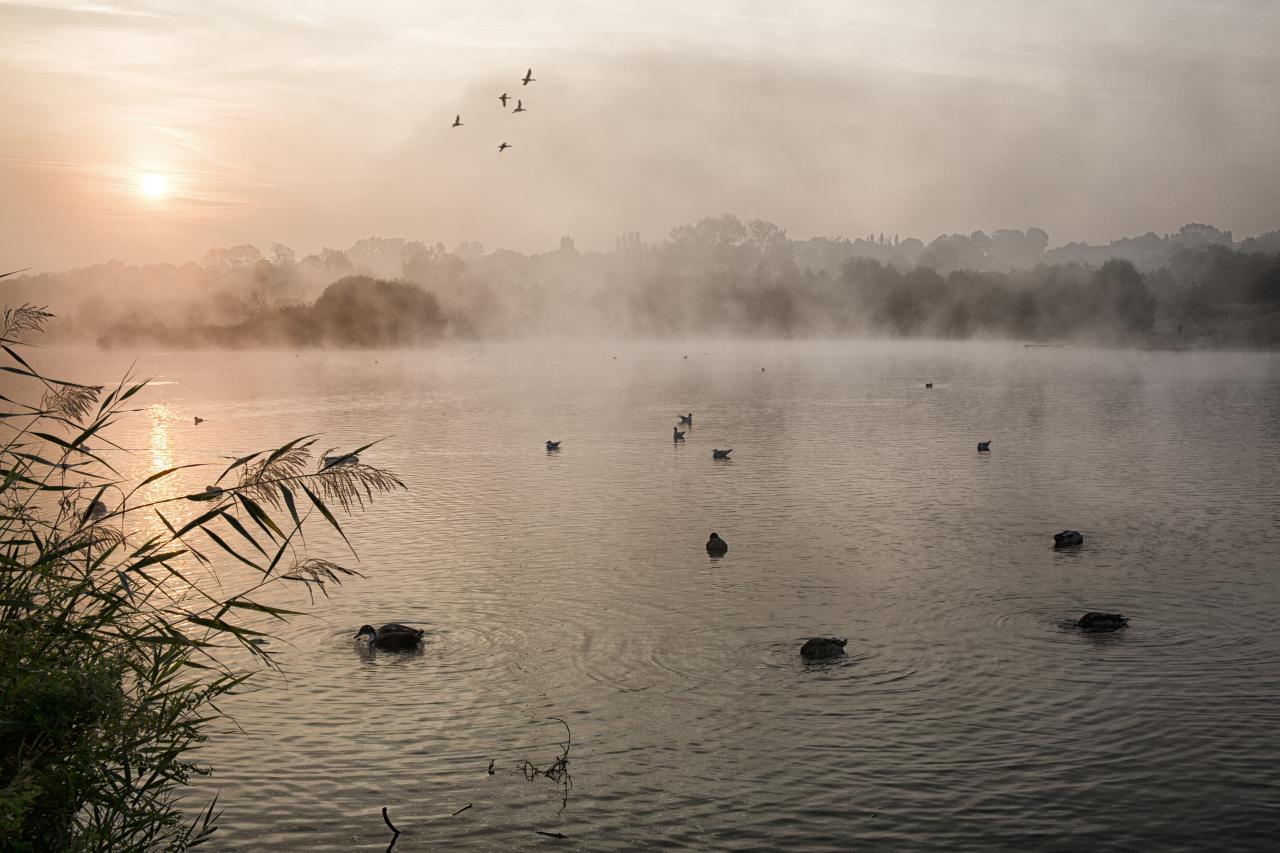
[977,440,991,452]
[323,453,359,468]
[187,485,225,502]
[546,440,561,451]
[679,413,693,425]
[712,448,732,460]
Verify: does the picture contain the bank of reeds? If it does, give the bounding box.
[0,300,404,850]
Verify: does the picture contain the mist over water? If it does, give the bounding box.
[6,3,1280,849]
[38,340,1280,851]
[10,219,1280,349]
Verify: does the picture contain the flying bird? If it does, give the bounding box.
[499,92,510,107]
[498,142,511,152]
[522,68,535,86]
[513,99,526,113]
[451,114,463,127]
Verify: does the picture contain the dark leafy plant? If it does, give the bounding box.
[0,303,404,851]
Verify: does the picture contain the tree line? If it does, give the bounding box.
[8,217,1279,347]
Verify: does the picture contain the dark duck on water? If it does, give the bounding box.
[356,624,425,650]
[1076,612,1127,632]
[800,638,847,660]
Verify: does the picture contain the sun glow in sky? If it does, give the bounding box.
[1,0,1278,269]
[139,173,168,199]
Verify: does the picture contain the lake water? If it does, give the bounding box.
[39,340,1280,851]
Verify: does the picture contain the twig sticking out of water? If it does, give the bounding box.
[382,806,401,852]
[535,830,568,839]
[516,717,573,814]
[517,717,572,784]
[451,803,472,816]
[487,758,496,775]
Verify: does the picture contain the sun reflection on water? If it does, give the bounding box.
[148,404,175,480]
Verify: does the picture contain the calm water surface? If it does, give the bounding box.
[44,341,1280,851]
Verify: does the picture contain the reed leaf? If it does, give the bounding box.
[0,303,404,850]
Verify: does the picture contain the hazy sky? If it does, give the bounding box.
[3,0,1279,270]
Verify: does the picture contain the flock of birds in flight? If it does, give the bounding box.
[451,68,536,152]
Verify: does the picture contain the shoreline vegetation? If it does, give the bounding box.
[7,217,1280,349]
[0,301,405,850]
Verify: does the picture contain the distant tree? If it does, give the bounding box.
[1093,258,1156,332]
[311,276,445,346]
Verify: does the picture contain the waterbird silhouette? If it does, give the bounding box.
[1076,612,1127,632]
[1054,530,1084,547]
[673,427,685,441]
[706,532,728,555]
[498,142,511,152]
[499,92,510,107]
[800,638,847,660]
[546,440,561,451]
[452,114,463,127]
[194,416,204,425]
[522,68,535,85]
[977,440,991,452]
[513,100,526,113]
[712,448,732,460]
[925,382,933,389]
[679,413,693,425]
[186,485,225,502]
[356,623,424,650]
[323,453,359,468]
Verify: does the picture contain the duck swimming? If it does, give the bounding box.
[1076,612,1127,632]
[977,440,991,452]
[800,638,847,660]
[712,448,732,459]
[187,485,225,502]
[356,623,425,650]
[679,413,693,425]
[1054,530,1084,547]
[673,427,685,441]
[546,440,561,451]
[323,453,359,468]
[924,382,933,389]
[706,532,728,554]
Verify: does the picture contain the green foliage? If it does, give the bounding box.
[0,304,405,850]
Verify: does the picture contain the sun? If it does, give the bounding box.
[139,173,168,199]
